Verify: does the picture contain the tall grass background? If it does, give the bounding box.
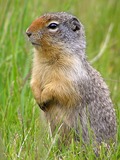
[0,0,120,159]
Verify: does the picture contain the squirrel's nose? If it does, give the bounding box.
[26,31,32,37]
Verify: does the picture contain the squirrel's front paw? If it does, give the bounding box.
[38,100,52,111]
[40,88,54,111]
[41,88,53,104]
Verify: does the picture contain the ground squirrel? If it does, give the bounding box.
[26,12,117,146]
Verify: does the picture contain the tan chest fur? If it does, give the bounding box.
[30,49,81,109]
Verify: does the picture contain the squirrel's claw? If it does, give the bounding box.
[38,100,52,111]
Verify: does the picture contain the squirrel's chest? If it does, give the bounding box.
[32,55,88,95]
[37,62,75,88]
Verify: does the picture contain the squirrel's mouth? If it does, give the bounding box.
[31,42,40,46]
[26,35,40,46]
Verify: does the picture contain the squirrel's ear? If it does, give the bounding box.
[69,18,81,32]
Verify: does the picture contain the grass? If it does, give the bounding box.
[0,0,120,159]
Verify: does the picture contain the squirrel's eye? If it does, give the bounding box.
[48,23,59,30]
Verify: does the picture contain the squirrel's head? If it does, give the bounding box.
[26,12,86,56]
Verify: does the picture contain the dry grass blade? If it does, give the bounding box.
[45,123,63,160]
[17,128,32,158]
[90,23,114,64]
